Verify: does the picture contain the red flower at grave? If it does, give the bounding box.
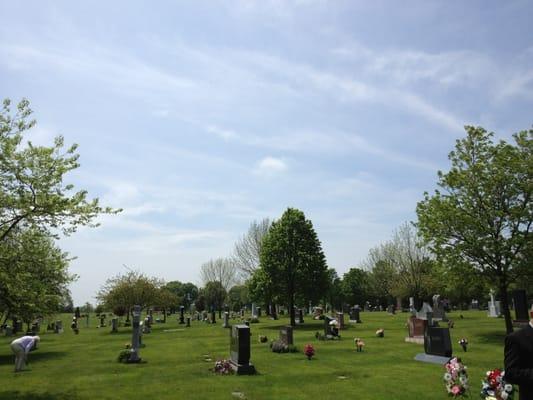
[304,344,315,360]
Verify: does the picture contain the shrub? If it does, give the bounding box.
[259,335,268,343]
[117,349,131,363]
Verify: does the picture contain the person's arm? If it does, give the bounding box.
[504,334,533,385]
[23,338,35,354]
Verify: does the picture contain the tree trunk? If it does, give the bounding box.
[500,282,514,334]
[289,296,295,326]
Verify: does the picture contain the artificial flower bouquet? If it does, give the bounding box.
[443,357,469,397]
[480,369,514,400]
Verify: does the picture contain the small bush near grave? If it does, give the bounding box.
[117,349,131,363]
[250,317,259,323]
[258,335,268,343]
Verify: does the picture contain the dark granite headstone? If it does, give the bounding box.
[350,306,361,323]
[179,306,185,324]
[513,289,529,321]
[211,310,216,324]
[298,308,304,324]
[279,326,293,346]
[229,324,255,374]
[111,318,118,333]
[257,307,261,318]
[424,327,452,358]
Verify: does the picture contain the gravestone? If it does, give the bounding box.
[279,326,294,346]
[223,312,230,328]
[416,302,433,321]
[336,312,345,329]
[424,327,452,358]
[179,306,185,324]
[409,297,415,314]
[297,308,304,324]
[186,316,191,327]
[256,307,261,318]
[313,307,324,319]
[143,317,151,333]
[252,303,257,318]
[387,304,395,315]
[488,289,501,318]
[229,325,255,374]
[349,306,361,323]
[54,320,63,334]
[129,305,142,363]
[271,306,277,320]
[324,316,339,337]
[211,310,216,324]
[240,309,245,318]
[111,318,118,333]
[431,294,446,321]
[148,309,153,325]
[513,289,529,321]
[405,315,427,344]
[470,299,479,310]
[13,319,23,334]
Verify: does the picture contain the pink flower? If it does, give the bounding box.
[451,385,461,395]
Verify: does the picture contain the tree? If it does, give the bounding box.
[324,268,343,310]
[162,281,198,308]
[200,258,237,291]
[201,281,227,312]
[0,98,121,242]
[227,285,250,312]
[341,268,371,307]
[367,260,397,307]
[417,126,533,333]
[259,208,329,326]
[0,227,75,325]
[97,270,161,319]
[385,223,441,303]
[233,218,271,280]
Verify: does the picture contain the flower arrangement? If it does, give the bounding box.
[480,369,514,400]
[443,357,469,397]
[354,338,365,352]
[213,359,234,375]
[304,343,315,360]
[458,338,468,352]
[375,329,384,338]
[259,335,268,343]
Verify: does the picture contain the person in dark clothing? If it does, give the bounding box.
[504,320,533,400]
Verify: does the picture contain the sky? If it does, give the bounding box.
[1,1,532,306]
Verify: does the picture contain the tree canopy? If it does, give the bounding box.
[0,98,121,242]
[417,126,533,333]
[258,208,329,326]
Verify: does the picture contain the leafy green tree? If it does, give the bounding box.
[417,126,533,333]
[259,208,329,326]
[367,260,397,307]
[227,285,250,312]
[201,281,227,312]
[324,268,344,311]
[0,227,75,325]
[0,98,120,242]
[97,270,161,319]
[341,268,371,307]
[162,281,198,308]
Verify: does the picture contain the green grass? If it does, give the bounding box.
[0,311,507,399]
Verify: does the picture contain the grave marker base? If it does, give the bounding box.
[414,353,451,365]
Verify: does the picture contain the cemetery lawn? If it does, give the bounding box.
[0,311,506,400]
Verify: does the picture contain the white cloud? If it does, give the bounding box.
[254,156,288,176]
[206,124,238,140]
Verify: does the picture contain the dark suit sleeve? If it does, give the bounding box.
[505,334,533,385]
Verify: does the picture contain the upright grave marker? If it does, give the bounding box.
[129,305,142,363]
[229,324,255,374]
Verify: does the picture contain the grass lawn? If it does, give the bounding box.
[0,310,507,400]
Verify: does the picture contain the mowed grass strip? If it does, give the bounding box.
[0,311,505,399]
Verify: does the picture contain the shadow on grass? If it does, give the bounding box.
[474,330,506,345]
[0,390,79,400]
[0,351,67,365]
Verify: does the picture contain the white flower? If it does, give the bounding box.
[501,391,509,400]
[504,384,513,392]
[444,373,452,381]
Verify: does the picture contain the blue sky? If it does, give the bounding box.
[1,1,532,306]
